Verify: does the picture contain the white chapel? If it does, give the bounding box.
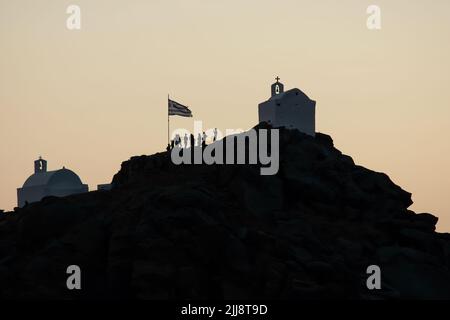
[17,157,88,207]
[258,77,316,136]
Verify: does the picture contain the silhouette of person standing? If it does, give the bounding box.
[202,131,207,148]
[213,128,218,142]
[183,134,188,148]
[190,134,195,148]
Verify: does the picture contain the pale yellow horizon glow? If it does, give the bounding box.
[1,0,449,231]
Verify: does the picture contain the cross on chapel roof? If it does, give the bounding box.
[271,76,284,97]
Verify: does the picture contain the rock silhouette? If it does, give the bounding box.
[0,124,449,299]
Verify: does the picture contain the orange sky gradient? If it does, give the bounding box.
[1,0,450,231]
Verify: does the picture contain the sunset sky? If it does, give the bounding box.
[1,0,449,230]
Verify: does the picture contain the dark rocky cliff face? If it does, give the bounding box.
[1,125,449,299]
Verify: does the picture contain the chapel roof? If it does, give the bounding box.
[269,88,311,101]
[22,168,84,188]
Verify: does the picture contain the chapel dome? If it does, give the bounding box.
[22,168,84,189]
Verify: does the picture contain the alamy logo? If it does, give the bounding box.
[366,265,381,290]
[66,5,81,30]
[66,265,81,290]
[367,5,382,30]
[170,121,279,176]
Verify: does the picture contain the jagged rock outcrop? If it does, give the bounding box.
[0,124,449,299]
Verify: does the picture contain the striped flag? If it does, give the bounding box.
[168,99,193,117]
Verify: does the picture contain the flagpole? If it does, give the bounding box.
[168,94,170,147]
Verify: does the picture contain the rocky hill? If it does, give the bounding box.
[1,124,449,299]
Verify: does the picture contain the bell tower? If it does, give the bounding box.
[271,76,284,97]
[34,156,47,173]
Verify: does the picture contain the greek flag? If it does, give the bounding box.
[168,99,193,117]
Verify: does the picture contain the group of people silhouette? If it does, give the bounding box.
[169,128,218,150]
